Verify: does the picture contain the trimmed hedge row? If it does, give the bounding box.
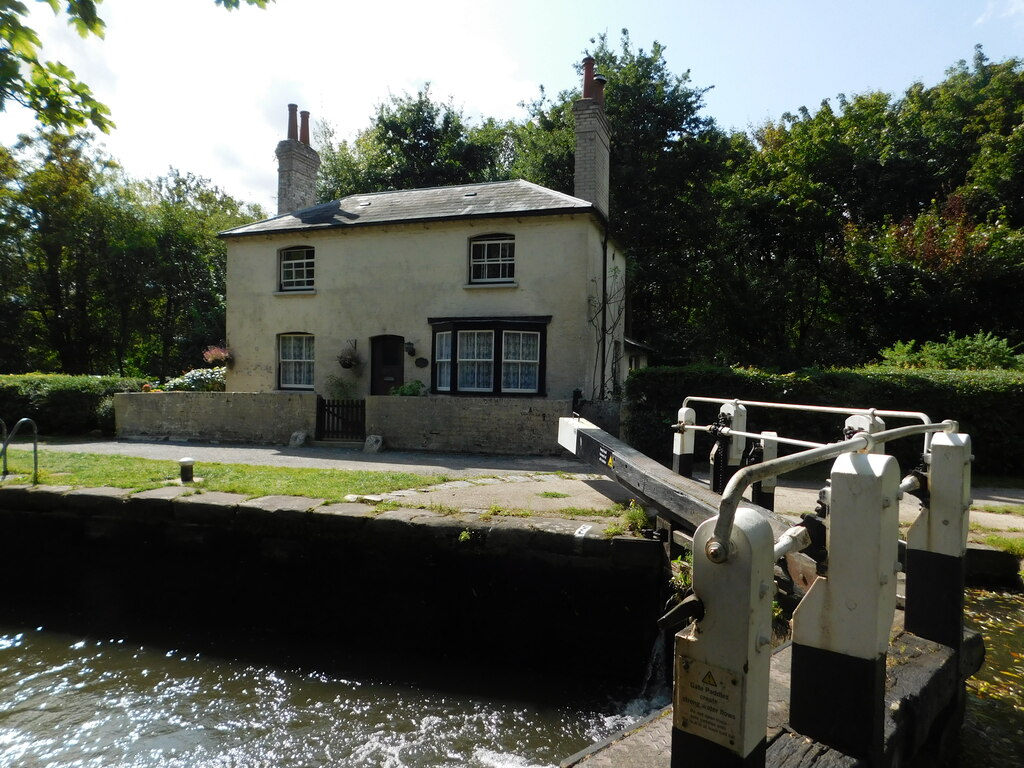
[623,365,1024,477]
[0,375,149,437]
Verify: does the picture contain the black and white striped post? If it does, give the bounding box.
[788,451,901,764]
[673,406,696,478]
[905,430,972,651]
[749,432,777,512]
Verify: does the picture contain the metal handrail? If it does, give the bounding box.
[680,395,936,452]
[683,424,824,450]
[705,420,959,563]
[0,418,39,484]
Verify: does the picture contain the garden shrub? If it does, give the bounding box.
[389,380,426,396]
[162,367,226,392]
[624,364,1024,476]
[878,332,1021,370]
[0,374,148,435]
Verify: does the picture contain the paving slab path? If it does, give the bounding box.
[8,438,1024,536]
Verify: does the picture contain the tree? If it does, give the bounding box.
[7,129,118,372]
[2,129,263,376]
[0,0,271,132]
[139,168,264,380]
[510,31,730,360]
[317,86,514,200]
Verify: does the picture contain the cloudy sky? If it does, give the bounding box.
[4,0,1024,212]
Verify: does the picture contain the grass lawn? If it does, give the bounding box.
[0,449,438,503]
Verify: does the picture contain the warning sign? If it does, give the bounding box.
[675,659,743,750]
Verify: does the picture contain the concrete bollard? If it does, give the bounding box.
[905,431,972,651]
[179,457,195,484]
[673,406,696,478]
[789,452,900,764]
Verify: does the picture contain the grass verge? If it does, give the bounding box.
[984,535,1024,559]
[0,449,437,503]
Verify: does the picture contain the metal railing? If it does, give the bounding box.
[706,420,959,563]
[679,395,936,453]
[0,418,39,484]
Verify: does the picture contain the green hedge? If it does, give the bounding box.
[0,374,149,437]
[623,365,1024,477]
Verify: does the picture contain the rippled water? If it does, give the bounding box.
[0,625,660,768]
[961,589,1024,768]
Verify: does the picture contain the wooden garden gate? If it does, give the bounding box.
[316,398,365,440]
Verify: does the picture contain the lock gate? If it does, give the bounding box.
[558,397,981,768]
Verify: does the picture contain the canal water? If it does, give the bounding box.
[2,589,1019,767]
[0,623,663,768]
[960,588,1024,768]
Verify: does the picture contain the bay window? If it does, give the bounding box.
[429,317,549,396]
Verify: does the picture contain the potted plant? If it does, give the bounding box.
[337,340,361,369]
[202,344,234,367]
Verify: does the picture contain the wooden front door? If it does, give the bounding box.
[370,335,405,395]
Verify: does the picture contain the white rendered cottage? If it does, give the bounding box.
[218,60,628,453]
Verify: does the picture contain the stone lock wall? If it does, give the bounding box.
[115,392,317,444]
[365,396,573,454]
[115,391,619,455]
[0,485,667,685]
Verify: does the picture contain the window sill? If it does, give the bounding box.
[432,391,544,397]
[463,282,518,290]
[274,289,317,296]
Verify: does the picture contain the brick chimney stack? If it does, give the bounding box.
[573,57,610,220]
[276,103,320,215]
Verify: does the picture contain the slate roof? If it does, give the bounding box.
[220,179,596,238]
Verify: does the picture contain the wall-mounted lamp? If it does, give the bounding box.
[404,341,416,357]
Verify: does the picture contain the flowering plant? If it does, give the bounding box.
[202,345,233,365]
[163,367,226,392]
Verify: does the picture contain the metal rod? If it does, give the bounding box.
[774,525,813,561]
[706,420,957,564]
[680,396,935,453]
[684,424,825,450]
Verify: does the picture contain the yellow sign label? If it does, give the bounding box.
[675,659,743,751]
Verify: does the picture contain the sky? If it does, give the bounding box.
[3,0,1024,213]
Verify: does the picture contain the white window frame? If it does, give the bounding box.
[279,333,315,389]
[457,330,494,391]
[435,331,452,392]
[279,246,315,291]
[469,235,515,284]
[501,330,540,393]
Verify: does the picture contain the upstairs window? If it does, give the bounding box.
[280,246,315,291]
[279,333,314,389]
[469,234,515,284]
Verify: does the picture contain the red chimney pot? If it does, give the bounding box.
[593,74,607,107]
[299,110,311,145]
[582,57,595,99]
[287,103,298,141]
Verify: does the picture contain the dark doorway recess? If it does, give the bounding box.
[371,334,404,395]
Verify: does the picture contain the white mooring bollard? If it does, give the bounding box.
[905,431,972,650]
[673,406,696,478]
[789,451,900,764]
[672,506,775,768]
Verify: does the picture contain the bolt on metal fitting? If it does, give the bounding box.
[705,537,729,563]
